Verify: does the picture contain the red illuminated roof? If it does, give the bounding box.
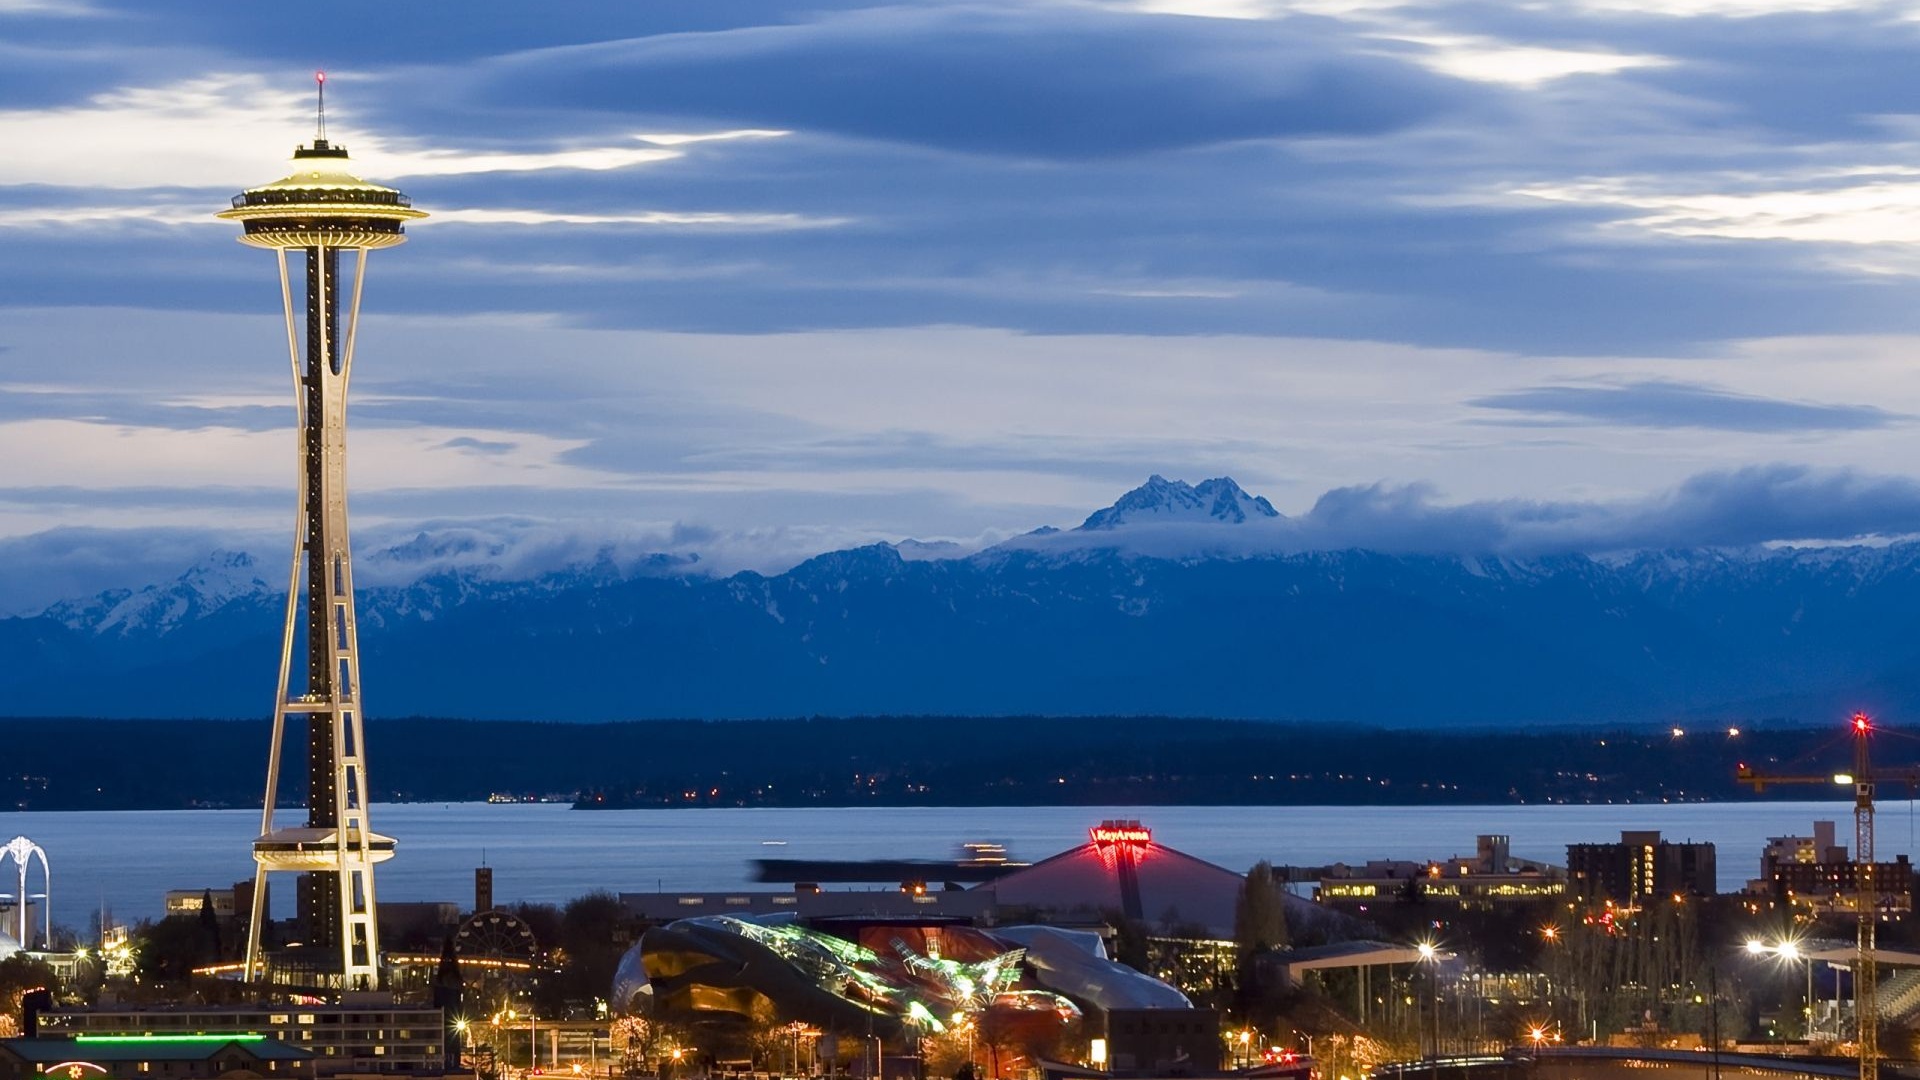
[984,823,1246,937]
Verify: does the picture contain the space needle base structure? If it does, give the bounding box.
[218,76,423,990]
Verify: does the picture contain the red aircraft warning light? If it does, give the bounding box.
[1855,712,1872,733]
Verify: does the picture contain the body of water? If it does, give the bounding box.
[2,799,1908,928]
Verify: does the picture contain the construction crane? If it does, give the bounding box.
[1736,712,1920,1080]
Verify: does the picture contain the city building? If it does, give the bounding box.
[615,914,1189,1039]
[218,78,424,989]
[1103,1008,1221,1073]
[23,948,95,984]
[1739,819,1913,917]
[99,924,134,977]
[377,902,463,943]
[0,1035,313,1080]
[37,999,445,1076]
[1767,855,1914,917]
[613,822,1261,1019]
[1755,820,1848,884]
[1316,834,1566,909]
[979,821,1253,937]
[164,883,260,920]
[166,890,235,918]
[1565,830,1715,904]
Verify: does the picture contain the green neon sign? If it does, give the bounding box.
[74,1035,266,1045]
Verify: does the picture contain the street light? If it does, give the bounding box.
[1745,938,1815,1041]
[1415,941,1442,1078]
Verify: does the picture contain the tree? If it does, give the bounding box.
[613,1016,656,1074]
[134,916,216,984]
[0,955,58,1037]
[434,935,465,1070]
[551,891,632,1014]
[198,891,222,960]
[434,934,464,1013]
[1234,861,1289,953]
[1104,910,1151,973]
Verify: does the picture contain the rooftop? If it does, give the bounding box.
[1,1035,312,1064]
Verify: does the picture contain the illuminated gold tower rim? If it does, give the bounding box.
[217,139,426,250]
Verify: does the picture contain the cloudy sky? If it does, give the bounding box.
[8,0,1920,604]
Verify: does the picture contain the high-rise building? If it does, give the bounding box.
[218,75,425,989]
[1750,819,1913,917]
[1566,830,1715,904]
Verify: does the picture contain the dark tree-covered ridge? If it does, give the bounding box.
[0,716,1877,811]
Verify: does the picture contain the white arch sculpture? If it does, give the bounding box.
[0,837,49,949]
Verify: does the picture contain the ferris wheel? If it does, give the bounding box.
[454,909,539,966]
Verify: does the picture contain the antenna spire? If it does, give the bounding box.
[315,70,327,142]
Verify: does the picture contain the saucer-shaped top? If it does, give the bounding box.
[218,140,426,249]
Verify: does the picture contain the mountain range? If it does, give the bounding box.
[9,474,1920,724]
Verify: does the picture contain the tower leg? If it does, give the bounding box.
[245,864,270,980]
[245,244,387,991]
[245,251,308,985]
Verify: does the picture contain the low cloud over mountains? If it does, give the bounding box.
[13,473,1920,724]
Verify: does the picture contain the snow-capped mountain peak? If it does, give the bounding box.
[1078,475,1280,530]
[73,549,273,636]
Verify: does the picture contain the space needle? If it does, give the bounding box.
[218,73,424,989]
